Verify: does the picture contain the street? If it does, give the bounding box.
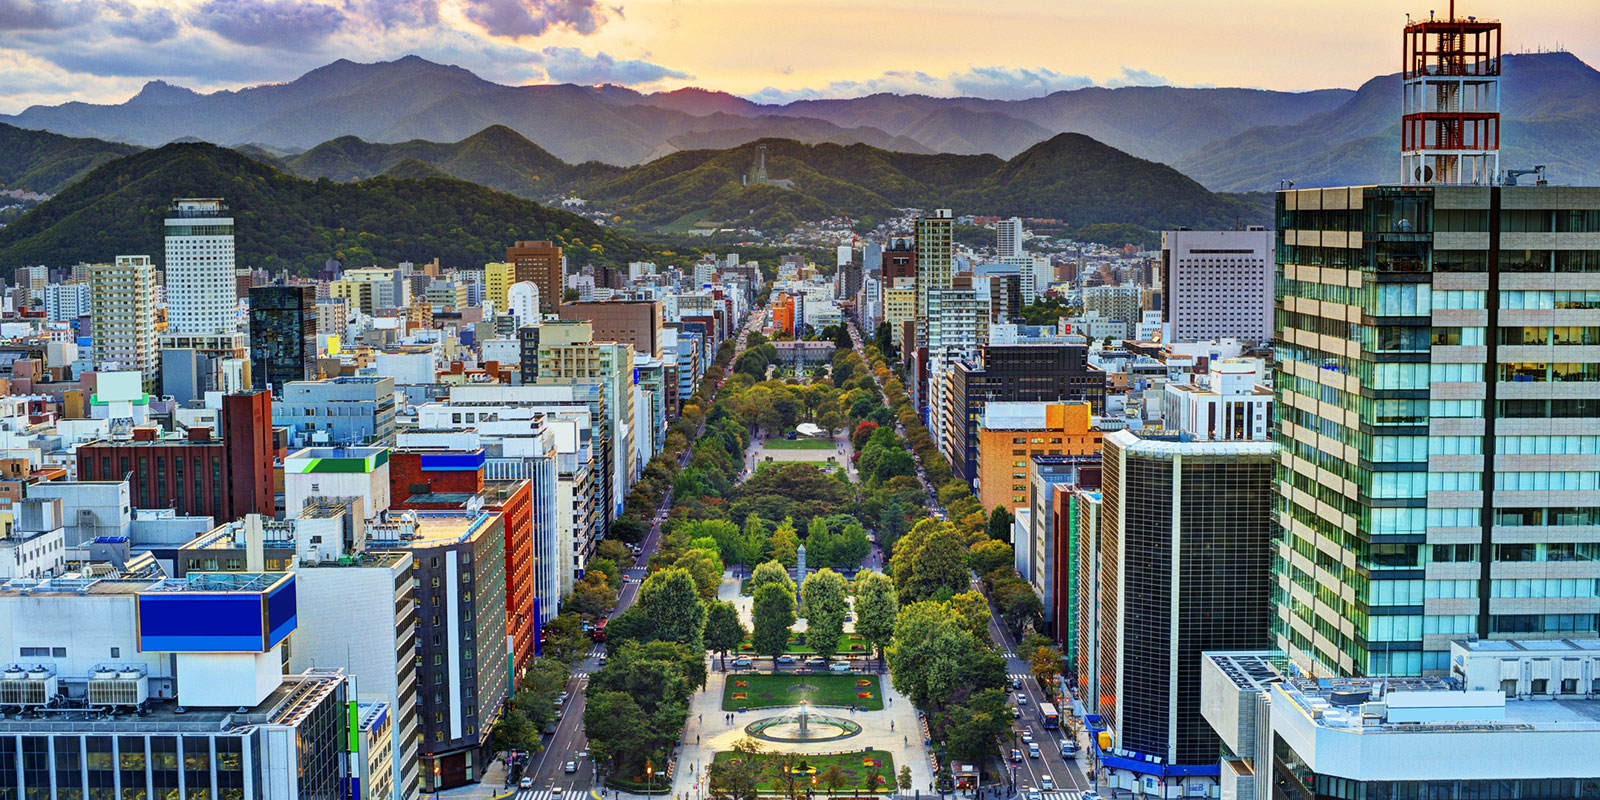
[976,576,1091,800]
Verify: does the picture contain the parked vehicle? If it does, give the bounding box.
[734,656,752,668]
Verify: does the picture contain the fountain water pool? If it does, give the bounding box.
[744,702,862,743]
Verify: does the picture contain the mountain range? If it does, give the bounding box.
[0,142,662,272]
[4,52,1597,190]
[0,120,1268,240]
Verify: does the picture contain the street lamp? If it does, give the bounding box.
[648,761,654,796]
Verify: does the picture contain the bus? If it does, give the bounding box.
[1039,702,1060,729]
[591,617,607,643]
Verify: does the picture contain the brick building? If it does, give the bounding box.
[76,392,274,521]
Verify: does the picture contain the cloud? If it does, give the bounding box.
[946,66,1093,100]
[746,64,1184,103]
[345,0,439,30]
[461,0,610,38]
[195,0,350,48]
[0,0,88,30]
[106,6,180,43]
[534,46,689,85]
[1104,66,1169,88]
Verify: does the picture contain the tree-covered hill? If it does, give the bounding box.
[0,122,142,194]
[0,142,665,272]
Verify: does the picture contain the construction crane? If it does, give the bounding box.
[1504,166,1547,186]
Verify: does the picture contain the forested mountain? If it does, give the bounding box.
[0,143,663,272]
[0,123,141,194]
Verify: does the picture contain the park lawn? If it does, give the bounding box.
[764,438,838,450]
[722,673,884,710]
[712,750,896,793]
[735,633,871,655]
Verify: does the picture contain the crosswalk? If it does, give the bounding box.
[514,790,569,800]
[997,651,1017,659]
[1008,672,1030,681]
[1043,791,1084,800]
[587,646,605,658]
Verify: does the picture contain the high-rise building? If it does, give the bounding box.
[367,511,509,791]
[558,299,663,359]
[882,236,916,284]
[974,401,1099,510]
[914,210,954,348]
[164,198,235,336]
[249,285,318,395]
[1273,183,1600,677]
[997,216,1024,259]
[43,281,91,322]
[484,261,515,315]
[507,240,564,314]
[78,392,276,521]
[89,256,159,384]
[1092,429,1274,790]
[0,571,354,799]
[944,344,1107,484]
[1160,228,1274,342]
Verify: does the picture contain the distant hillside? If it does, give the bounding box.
[580,135,1264,232]
[0,123,142,194]
[284,124,618,197]
[1177,52,1600,190]
[0,143,664,272]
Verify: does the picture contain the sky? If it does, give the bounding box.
[1,0,1597,113]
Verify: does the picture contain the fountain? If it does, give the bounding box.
[744,701,862,743]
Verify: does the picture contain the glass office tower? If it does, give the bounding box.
[1273,185,1600,677]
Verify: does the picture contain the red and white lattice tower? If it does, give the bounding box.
[1401,2,1501,185]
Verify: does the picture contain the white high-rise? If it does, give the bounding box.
[997,216,1024,259]
[89,256,158,383]
[164,198,235,335]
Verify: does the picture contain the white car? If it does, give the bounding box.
[565,761,577,774]
[1020,729,1034,743]
[1027,790,1042,800]
[1041,775,1053,790]
[519,777,533,789]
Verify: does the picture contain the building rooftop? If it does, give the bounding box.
[367,510,495,547]
[1275,674,1600,734]
[0,670,342,734]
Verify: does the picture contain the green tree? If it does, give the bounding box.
[588,557,622,590]
[968,539,1014,578]
[889,520,971,604]
[986,506,1015,543]
[887,600,983,711]
[709,738,766,800]
[851,570,898,667]
[673,547,725,600]
[750,583,796,668]
[637,568,708,650]
[492,706,536,754]
[768,521,800,568]
[948,590,994,645]
[611,516,650,545]
[943,688,1011,764]
[1030,644,1063,692]
[819,765,847,795]
[748,559,795,596]
[897,766,913,792]
[799,569,849,659]
[704,600,748,672]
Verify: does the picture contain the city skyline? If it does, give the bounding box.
[2,0,1598,114]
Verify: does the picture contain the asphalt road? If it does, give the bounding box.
[975,576,1091,800]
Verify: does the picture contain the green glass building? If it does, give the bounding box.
[1273,185,1600,677]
